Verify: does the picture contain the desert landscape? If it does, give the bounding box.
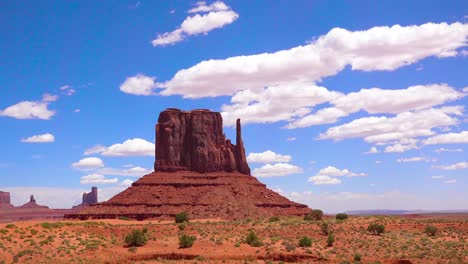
[0,213,466,263]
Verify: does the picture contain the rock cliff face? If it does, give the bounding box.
[18,194,49,209]
[0,191,13,208]
[82,187,98,205]
[154,108,250,174]
[66,108,311,220]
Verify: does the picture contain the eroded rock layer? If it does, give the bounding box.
[0,191,13,208]
[65,171,310,220]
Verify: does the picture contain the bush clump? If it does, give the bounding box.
[268,216,280,222]
[319,221,331,235]
[125,229,148,247]
[304,209,323,221]
[298,236,312,247]
[354,253,362,261]
[424,225,438,236]
[175,212,189,223]
[335,213,348,220]
[245,231,263,247]
[326,233,335,247]
[179,234,196,248]
[367,223,385,235]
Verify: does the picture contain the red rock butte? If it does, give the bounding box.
[66,108,310,220]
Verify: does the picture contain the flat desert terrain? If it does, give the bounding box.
[0,214,466,263]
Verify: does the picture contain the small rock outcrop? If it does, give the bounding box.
[154,108,250,174]
[82,187,98,205]
[18,194,49,209]
[0,191,14,208]
[66,108,310,220]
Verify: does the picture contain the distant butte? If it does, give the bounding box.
[66,108,310,220]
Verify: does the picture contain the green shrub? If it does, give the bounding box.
[40,222,63,229]
[320,221,331,235]
[5,224,16,229]
[304,209,323,221]
[178,223,186,231]
[424,225,438,236]
[245,231,263,247]
[125,229,148,247]
[175,212,189,223]
[367,223,385,235]
[179,234,196,248]
[327,233,335,247]
[354,253,362,261]
[298,236,312,247]
[268,216,280,222]
[336,213,348,220]
[118,216,130,221]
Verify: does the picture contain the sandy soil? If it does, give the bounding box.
[0,214,466,263]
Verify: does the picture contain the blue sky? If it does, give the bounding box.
[1,1,467,212]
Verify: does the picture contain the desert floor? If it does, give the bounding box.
[0,214,466,263]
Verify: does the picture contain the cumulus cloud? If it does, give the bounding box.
[308,175,342,185]
[287,84,464,129]
[120,74,157,96]
[252,163,303,178]
[365,147,379,154]
[100,138,154,157]
[152,1,238,46]
[97,166,152,177]
[21,133,55,143]
[84,145,107,155]
[158,22,468,98]
[72,157,104,169]
[434,162,468,170]
[286,137,296,142]
[60,85,75,96]
[247,150,292,163]
[42,93,58,102]
[0,101,55,120]
[119,179,134,187]
[423,131,468,145]
[319,106,463,146]
[308,166,366,185]
[80,174,118,184]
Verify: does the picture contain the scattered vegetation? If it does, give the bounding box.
[124,229,148,247]
[354,253,362,261]
[175,212,189,223]
[268,216,280,222]
[327,233,335,247]
[118,216,131,221]
[40,222,63,229]
[179,234,196,248]
[298,236,312,247]
[367,223,385,235]
[304,209,323,221]
[319,221,331,235]
[5,224,16,229]
[335,213,348,220]
[245,231,263,247]
[178,223,186,231]
[424,225,438,236]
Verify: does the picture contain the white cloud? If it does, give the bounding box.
[119,179,134,187]
[221,83,341,126]
[397,157,426,163]
[158,22,468,98]
[247,150,292,163]
[444,179,457,184]
[434,162,468,170]
[97,166,152,177]
[120,74,157,96]
[431,175,445,179]
[80,174,118,185]
[72,157,104,169]
[188,1,229,13]
[42,93,58,102]
[0,101,55,120]
[252,163,303,178]
[308,175,342,185]
[21,133,55,143]
[287,84,464,129]
[60,85,75,96]
[365,147,379,154]
[286,137,296,142]
[319,106,463,144]
[74,109,80,113]
[384,142,419,153]
[152,2,238,46]
[84,144,107,155]
[423,131,468,145]
[435,148,463,153]
[101,138,154,157]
